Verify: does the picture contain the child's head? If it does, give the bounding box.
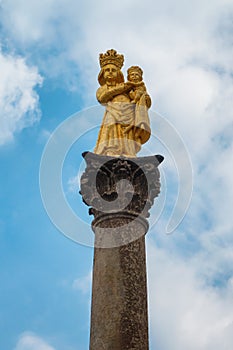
[127,66,143,83]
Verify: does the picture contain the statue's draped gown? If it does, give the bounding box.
[94,84,151,157]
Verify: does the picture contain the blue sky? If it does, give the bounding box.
[0,0,233,349]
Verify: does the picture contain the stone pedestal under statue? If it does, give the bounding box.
[80,151,163,350]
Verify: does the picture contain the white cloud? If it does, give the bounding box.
[72,271,92,294]
[0,50,43,145]
[147,243,233,350]
[67,174,80,194]
[38,129,52,143]
[14,332,55,350]
[0,0,58,45]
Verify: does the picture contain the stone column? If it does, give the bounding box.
[80,152,163,350]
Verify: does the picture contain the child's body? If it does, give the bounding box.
[125,66,151,145]
[127,66,147,104]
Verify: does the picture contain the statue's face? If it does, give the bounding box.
[103,64,118,83]
[128,71,142,83]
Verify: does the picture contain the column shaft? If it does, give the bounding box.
[90,216,149,350]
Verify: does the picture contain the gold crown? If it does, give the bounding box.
[99,49,124,69]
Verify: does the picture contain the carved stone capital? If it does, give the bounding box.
[80,152,163,223]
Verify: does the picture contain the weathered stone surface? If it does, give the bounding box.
[80,152,163,349]
[90,218,149,350]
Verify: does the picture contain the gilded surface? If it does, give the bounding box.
[94,49,151,157]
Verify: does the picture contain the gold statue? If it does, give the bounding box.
[94,49,151,157]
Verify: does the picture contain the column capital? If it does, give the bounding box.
[80,152,163,221]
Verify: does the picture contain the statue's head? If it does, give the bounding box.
[98,49,124,86]
[127,66,143,83]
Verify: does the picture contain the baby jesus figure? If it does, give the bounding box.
[126,66,151,144]
[127,66,151,107]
